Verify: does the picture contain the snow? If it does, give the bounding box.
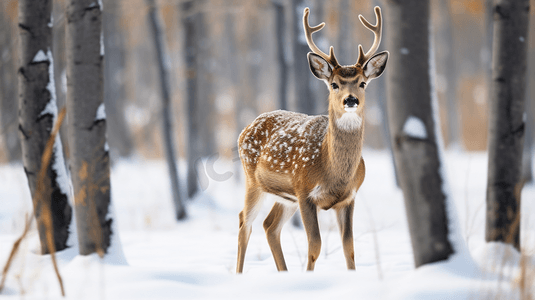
[87,1,101,10]
[38,49,58,119]
[32,50,48,63]
[51,133,71,196]
[100,31,105,56]
[1,151,535,299]
[402,116,427,139]
[95,103,106,121]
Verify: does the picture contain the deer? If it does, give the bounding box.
[236,6,389,273]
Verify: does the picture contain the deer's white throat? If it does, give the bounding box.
[336,111,362,131]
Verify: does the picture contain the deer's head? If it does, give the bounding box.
[304,7,388,130]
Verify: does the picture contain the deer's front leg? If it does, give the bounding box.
[335,200,355,270]
[299,198,321,271]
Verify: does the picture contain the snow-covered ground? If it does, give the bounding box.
[0,150,534,299]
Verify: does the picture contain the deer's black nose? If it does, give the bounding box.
[343,96,359,107]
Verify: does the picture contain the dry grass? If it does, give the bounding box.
[0,107,67,296]
[515,251,534,300]
[0,213,33,292]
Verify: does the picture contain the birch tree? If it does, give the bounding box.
[103,0,133,158]
[385,0,454,267]
[291,0,315,115]
[433,0,460,147]
[485,0,530,250]
[273,0,288,111]
[18,0,72,254]
[66,0,112,255]
[182,0,201,198]
[146,0,187,219]
[0,3,21,162]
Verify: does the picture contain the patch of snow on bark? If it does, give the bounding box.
[39,48,70,196]
[32,50,48,63]
[61,69,67,94]
[100,31,105,56]
[39,49,58,118]
[402,116,427,139]
[95,103,106,121]
[52,132,71,197]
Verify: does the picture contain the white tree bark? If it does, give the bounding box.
[66,0,112,255]
[385,0,454,267]
[485,0,530,250]
[18,0,72,254]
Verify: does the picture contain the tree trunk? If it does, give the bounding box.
[146,0,187,220]
[434,0,460,148]
[66,0,112,256]
[223,9,243,184]
[235,2,259,163]
[196,2,216,159]
[0,4,21,162]
[18,0,72,254]
[311,0,325,114]
[103,0,133,159]
[485,0,530,251]
[273,1,288,111]
[522,97,533,183]
[521,8,535,184]
[385,0,454,267]
[485,0,495,89]
[337,0,350,64]
[291,0,315,115]
[373,0,399,187]
[182,0,200,199]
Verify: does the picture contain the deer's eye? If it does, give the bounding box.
[331,82,339,90]
[359,82,366,88]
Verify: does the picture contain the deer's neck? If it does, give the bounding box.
[323,108,364,181]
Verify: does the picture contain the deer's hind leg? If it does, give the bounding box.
[237,184,263,274]
[263,201,298,271]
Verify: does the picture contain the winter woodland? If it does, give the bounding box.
[1,0,535,299]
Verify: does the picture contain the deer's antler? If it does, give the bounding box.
[356,6,383,67]
[303,7,340,68]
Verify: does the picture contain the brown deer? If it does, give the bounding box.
[236,6,388,273]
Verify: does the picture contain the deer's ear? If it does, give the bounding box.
[363,51,389,80]
[308,53,332,80]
